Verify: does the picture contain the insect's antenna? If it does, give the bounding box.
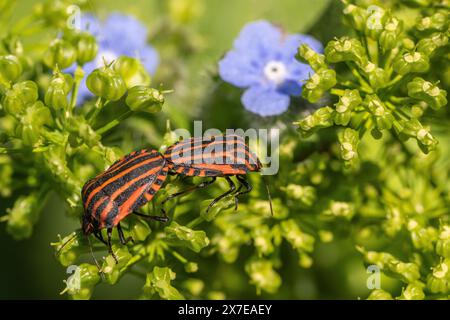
[55,232,78,257]
[86,234,102,271]
[262,175,274,217]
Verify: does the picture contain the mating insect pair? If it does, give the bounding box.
[60,134,272,263]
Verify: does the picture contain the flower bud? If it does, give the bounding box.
[407,77,447,110]
[2,81,38,115]
[126,86,164,113]
[212,227,249,263]
[251,225,274,256]
[426,260,449,293]
[72,32,98,65]
[325,37,366,65]
[302,69,337,103]
[16,101,54,146]
[325,201,355,220]
[245,259,281,294]
[45,71,73,110]
[86,66,127,101]
[399,119,437,153]
[363,62,388,90]
[417,33,448,56]
[379,17,402,51]
[184,262,198,273]
[280,219,315,253]
[365,94,394,130]
[43,39,77,69]
[416,11,448,32]
[296,44,326,72]
[367,289,393,300]
[393,51,430,75]
[282,184,316,207]
[0,55,22,86]
[342,4,368,31]
[114,56,151,88]
[436,226,450,258]
[334,89,361,125]
[295,106,334,138]
[398,283,425,300]
[338,128,359,168]
[5,193,41,240]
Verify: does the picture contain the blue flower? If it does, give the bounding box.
[218,21,322,116]
[68,13,159,103]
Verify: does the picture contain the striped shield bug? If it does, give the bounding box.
[163,134,273,215]
[79,149,169,262]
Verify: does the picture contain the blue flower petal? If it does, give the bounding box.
[101,13,148,54]
[241,85,290,116]
[138,46,159,75]
[79,14,101,36]
[278,79,302,96]
[233,21,282,58]
[219,51,263,88]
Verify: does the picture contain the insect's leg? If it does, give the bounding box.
[233,175,252,210]
[133,211,170,223]
[107,228,118,264]
[161,177,217,217]
[94,231,107,245]
[117,223,134,245]
[206,176,236,213]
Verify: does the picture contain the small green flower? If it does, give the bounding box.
[379,16,403,51]
[367,289,393,300]
[393,51,430,75]
[407,77,447,110]
[436,226,450,258]
[16,101,54,146]
[325,37,366,65]
[2,81,38,115]
[416,11,449,32]
[302,69,337,103]
[398,283,426,300]
[0,55,22,86]
[126,86,164,113]
[417,33,448,56]
[365,95,394,130]
[296,44,326,72]
[45,71,73,111]
[280,219,315,253]
[101,245,133,285]
[43,39,77,69]
[251,225,274,257]
[245,259,281,295]
[334,89,362,126]
[142,266,184,300]
[399,119,437,154]
[338,128,359,168]
[165,222,209,253]
[282,184,316,207]
[86,65,127,101]
[295,106,334,138]
[70,32,99,66]
[114,56,151,89]
[342,4,369,32]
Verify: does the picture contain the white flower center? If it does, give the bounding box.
[264,61,287,85]
[95,50,118,68]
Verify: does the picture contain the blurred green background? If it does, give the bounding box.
[0,0,406,299]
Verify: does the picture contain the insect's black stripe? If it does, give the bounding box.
[83,151,158,199]
[85,156,165,213]
[113,173,158,208]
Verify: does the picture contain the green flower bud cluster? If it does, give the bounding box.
[142,266,185,300]
[295,2,448,155]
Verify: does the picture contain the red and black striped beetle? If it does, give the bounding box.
[80,149,169,262]
[162,134,273,215]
